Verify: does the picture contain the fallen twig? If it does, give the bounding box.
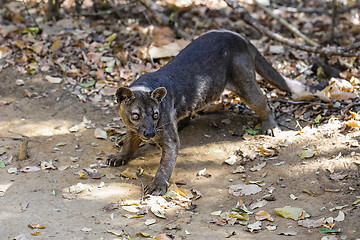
[344,101,360,113]
[0,136,43,143]
[330,0,337,42]
[136,172,145,203]
[22,0,41,30]
[254,0,319,47]
[224,0,360,57]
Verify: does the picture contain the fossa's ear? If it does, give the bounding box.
[116,87,133,103]
[151,87,167,103]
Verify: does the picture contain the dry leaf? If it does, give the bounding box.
[211,217,227,226]
[227,212,248,221]
[94,128,107,139]
[29,42,43,54]
[28,224,47,229]
[247,221,262,232]
[16,79,24,86]
[345,120,360,128]
[7,167,18,174]
[0,46,10,59]
[122,205,140,213]
[20,166,41,172]
[152,26,176,47]
[50,39,62,52]
[250,200,267,210]
[274,206,310,220]
[156,233,172,240]
[14,40,26,49]
[233,165,245,174]
[210,210,222,216]
[45,76,62,84]
[266,225,277,231]
[298,218,324,228]
[145,219,156,226]
[148,39,189,59]
[334,211,345,222]
[229,183,262,196]
[151,204,166,219]
[106,229,124,236]
[255,210,274,221]
[330,172,347,180]
[81,227,92,232]
[135,232,154,238]
[41,160,56,170]
[120,168,137,179]
[250,162,266,172]
[69,183,86,194]
[279,231,297,236]
[224,155,238,165]
[300,150,316,159]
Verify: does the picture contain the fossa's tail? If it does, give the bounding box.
[251,43,326,100]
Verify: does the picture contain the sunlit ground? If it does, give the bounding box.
[1,111,357,202]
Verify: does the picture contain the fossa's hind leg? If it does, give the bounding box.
[178,116,191,130]
[228,54,280,136]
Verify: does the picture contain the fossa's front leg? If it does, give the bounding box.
[107,130,142,167]
[145,122,180,195]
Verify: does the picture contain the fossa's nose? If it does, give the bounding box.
[144,129,156,139]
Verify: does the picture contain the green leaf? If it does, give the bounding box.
[246,128,259,135]
[314,114,322,123]
[23,27,40,34]
[0,160,5,168]
[353,199,360,205]
[106,33,117,43]
[78,80,95,88]
[318,227,340,234]
[104,66,113,72]
[169,12,175,21]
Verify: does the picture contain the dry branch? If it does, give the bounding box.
[225,0,360,57]
[138,0,190,39]
[254,0,319,47]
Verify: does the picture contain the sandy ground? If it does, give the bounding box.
[1,68,359,240]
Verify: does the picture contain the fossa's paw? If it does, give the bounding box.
[106,153,131,167]
[261,118,281,137]
[145,178,169,196]
[261,125,281,137]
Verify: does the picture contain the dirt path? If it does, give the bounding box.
[1,68,359,239]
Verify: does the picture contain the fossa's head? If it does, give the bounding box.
[116,86,167,140]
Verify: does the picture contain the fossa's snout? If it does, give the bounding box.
[143,128,156,139]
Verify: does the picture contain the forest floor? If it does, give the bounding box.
[1,0,360,239]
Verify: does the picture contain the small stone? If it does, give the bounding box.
[16,79,25,86]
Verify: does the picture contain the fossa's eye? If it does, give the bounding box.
[153,113,159,119]
[131,113,140,121]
